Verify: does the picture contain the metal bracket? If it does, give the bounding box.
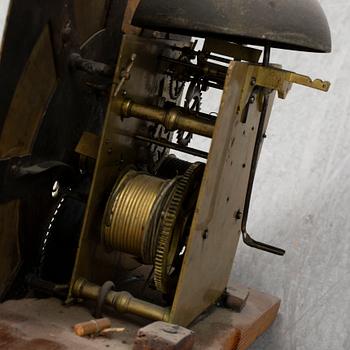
[253,65,330,99]
[113,53,137,97]
[237,64,330,114]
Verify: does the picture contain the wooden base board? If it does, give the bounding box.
[192,284,280,350]
[0,284,280,350]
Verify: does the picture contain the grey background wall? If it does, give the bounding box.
[176,1,349,349]
[0,0,348,349]
[0,0,10,55]
[226,1,348,349]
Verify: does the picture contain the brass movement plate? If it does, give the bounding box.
[69,34,189,294]
[122,0,142,35]
[75,132,100,160]
[170,61,276,326]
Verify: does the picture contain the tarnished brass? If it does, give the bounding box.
[101,161,204,293]
[73,278,170,322]
[69,29,331,326]
[116,98,215,138]
[75,132,100,160]
[237,65,331,115]
[122,0,142,35]
[1,0,332,335]
[69,34,191,292]
[168,61,269,326]
[113,54,137,97]
[252,66,331,99]
[154,162,205,294]
[0,25,56,158]
[102,169,175,263]
[168,59,330,325]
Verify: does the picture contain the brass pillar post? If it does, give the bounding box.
[73,278,171,322]
[115,98,215,138]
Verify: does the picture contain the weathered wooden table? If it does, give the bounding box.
[0,285,280,350]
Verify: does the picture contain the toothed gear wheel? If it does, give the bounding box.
[184,80,202,112]
[149,124,172,169]
[177,81,203,146]
[154,162,204,294]
[156,155,192,179]
[169,76,185,100]
[169,47,194,101]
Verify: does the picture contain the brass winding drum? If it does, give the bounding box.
[101,162,205,294]
[102,169,176,264]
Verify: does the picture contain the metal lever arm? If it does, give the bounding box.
[240,49,328,256]
[240,91,286,256]
[241,68,286,256]
[253,65,330,99]
[242,231,285,256]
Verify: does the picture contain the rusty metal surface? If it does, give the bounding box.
[133,0,332,52]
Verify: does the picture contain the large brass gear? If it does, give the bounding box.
[154,162,204,294]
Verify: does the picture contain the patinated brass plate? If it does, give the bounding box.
[169,61,276,326]
[69,34,189,293]
[0,25,57,158]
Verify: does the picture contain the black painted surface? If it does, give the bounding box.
[133,0,332,52]
[0,0,127,298]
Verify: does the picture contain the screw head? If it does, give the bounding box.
[235,210,242,220]
[202,229,209,240]
[249,95,256,104]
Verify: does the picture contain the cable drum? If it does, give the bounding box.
[102,169,176,264]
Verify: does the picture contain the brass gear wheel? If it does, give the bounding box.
[154,162,204,294]
[176,80,203,147]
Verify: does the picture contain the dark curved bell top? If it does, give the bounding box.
[133,0,332,53]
